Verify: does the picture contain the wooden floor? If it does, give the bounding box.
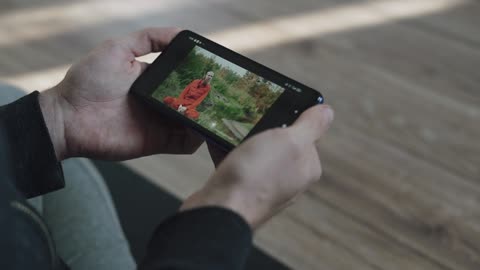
[1,0,479,269]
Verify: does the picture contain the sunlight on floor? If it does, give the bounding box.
[209,0,468,51]
[0,0,469,91]
[0,0,196,47]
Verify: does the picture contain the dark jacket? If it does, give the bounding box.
[0,92,252,270]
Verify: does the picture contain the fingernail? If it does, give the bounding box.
[322,105,334,124]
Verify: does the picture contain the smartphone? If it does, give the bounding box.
[130,30,324,151]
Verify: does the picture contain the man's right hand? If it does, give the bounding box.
[181,104,334,229]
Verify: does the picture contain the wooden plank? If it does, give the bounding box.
[243,34,480,268]
[399,1,480,48]
[123,146,213,199]
[124,143,479,270]
[313,127,480,270]
[284,196,451,270]
[247,33,480,184]
[220,0,480,181]
[1,0,479,269]
[124,149,381,270]
[313,20,480,111]
[124,122,480,270]
[254,210,378,270]
[224,0,355,19]
[124,147,453,270]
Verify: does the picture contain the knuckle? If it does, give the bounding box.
[99,39,123,55]
[101,38,117,49]
[168,26,183,33]
[138,29,150,41]
[266,127,285,138]
[104,40,127,57]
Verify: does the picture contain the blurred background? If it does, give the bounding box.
[1,0,479,269]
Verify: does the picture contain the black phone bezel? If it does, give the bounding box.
[130,30,323,151]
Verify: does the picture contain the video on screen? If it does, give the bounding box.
[151,46,285,145]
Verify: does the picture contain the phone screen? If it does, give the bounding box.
[150,45,285,146]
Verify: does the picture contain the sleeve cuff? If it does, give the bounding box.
[140,206,253,270]
[1,91,64,198]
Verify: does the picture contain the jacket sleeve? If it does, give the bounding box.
[0,91,65,198]
[139,207,253,270]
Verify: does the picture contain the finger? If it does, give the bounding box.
[291,104,334,144]
[147,112,204,155]
[135,61,150,73]
[123,27,182,57]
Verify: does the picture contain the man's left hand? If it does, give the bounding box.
[39,27,204,160]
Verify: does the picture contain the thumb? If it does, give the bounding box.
[291,104,334,144]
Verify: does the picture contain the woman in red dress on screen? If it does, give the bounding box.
[163,71,214,119]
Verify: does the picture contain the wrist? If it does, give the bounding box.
[38,88,68,160]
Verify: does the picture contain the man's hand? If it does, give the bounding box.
[182,105,334,229]
[39,27,203,160]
